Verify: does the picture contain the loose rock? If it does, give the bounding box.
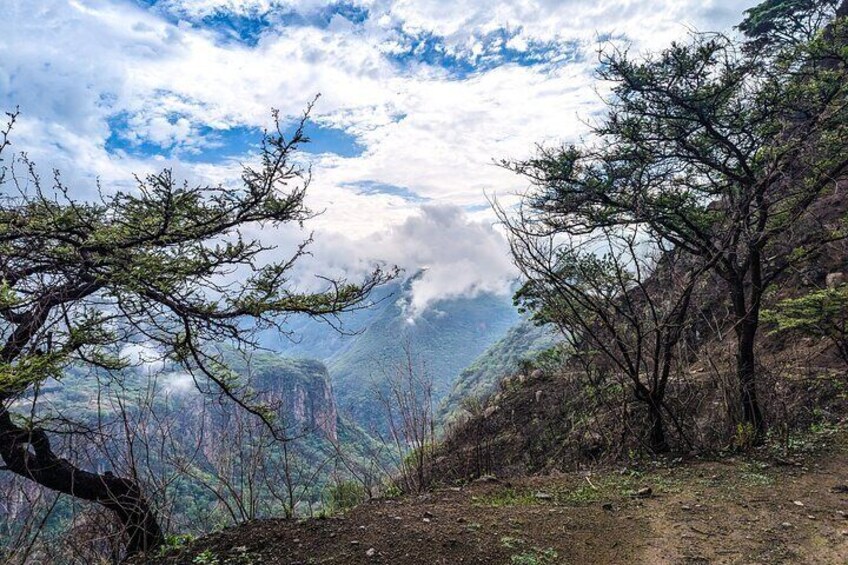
[635,487,653,498]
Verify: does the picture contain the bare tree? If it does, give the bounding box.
[499,215,699,453]
[373,343,436,493]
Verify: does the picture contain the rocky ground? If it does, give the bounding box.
[150,429,848,565]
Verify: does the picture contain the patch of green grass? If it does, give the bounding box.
[465,522,482,533]
[738,462,775,487]
[500,536,527,549]
[474,488,539,507]
[740,471,774,486]
[556,483,602,505]
[510,547,559,565]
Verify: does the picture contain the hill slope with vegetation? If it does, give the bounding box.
[437,318,560,425]
[151,429,848,565]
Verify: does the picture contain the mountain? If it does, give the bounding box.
[325,278,520,431]
[1,353,383,544]
[258,272,522,433]
[246,356,339,440]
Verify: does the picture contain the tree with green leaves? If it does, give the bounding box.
[0,105,393,556]
[739,0,844,49]
[503,0,848,438]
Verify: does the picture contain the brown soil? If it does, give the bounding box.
[149,433,848,565]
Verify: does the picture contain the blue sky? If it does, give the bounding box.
[1,0,760,313]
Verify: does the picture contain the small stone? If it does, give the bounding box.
[826,272,846,289]
[424,511,434,518]
[423,517,431,523]
[635,487,653,498]
[534,492,553,500]
[366,548,376,558]
[681,505,692,511]
[350,540,360,546]
[793,500,805,507]
[781,522,792,529]
[808,515,816,520]
[841,530,848,536]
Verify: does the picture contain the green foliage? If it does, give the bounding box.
[193,549,219,565]
[0,104,393,413]
[439,318,559,423]
[739,0,841,49]
[510,547,559,565]
[734,423,759,451]
[157,534,196,557]
[325,481,367,513]
[763,285,848,364]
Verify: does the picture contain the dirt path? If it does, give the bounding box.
[638,450,848,564]
[153,436,848,565]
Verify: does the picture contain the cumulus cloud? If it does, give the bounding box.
[269,203,517,318]
[371,204,516,317]
[1,0,761,313]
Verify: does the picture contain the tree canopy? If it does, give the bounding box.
[503,2,848,436]
[0,105,393,555]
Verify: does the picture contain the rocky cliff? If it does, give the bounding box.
[249,356,339,441]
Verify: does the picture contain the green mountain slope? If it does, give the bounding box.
[437,318,560,424]
[324,278,520,431]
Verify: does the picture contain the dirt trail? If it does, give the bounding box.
[153,437,848,565]
[638,449,848,564]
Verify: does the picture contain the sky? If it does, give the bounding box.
[1,0,760,315]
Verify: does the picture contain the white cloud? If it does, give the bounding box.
[380,204,517,317]
[275,203,518,317]
[1,0,762,312]
[160,371,196,394]
[120,343,165,374]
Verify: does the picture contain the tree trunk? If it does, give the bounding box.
[0,409,164,556]
[647,399,669,454]
[736,320,764,437]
